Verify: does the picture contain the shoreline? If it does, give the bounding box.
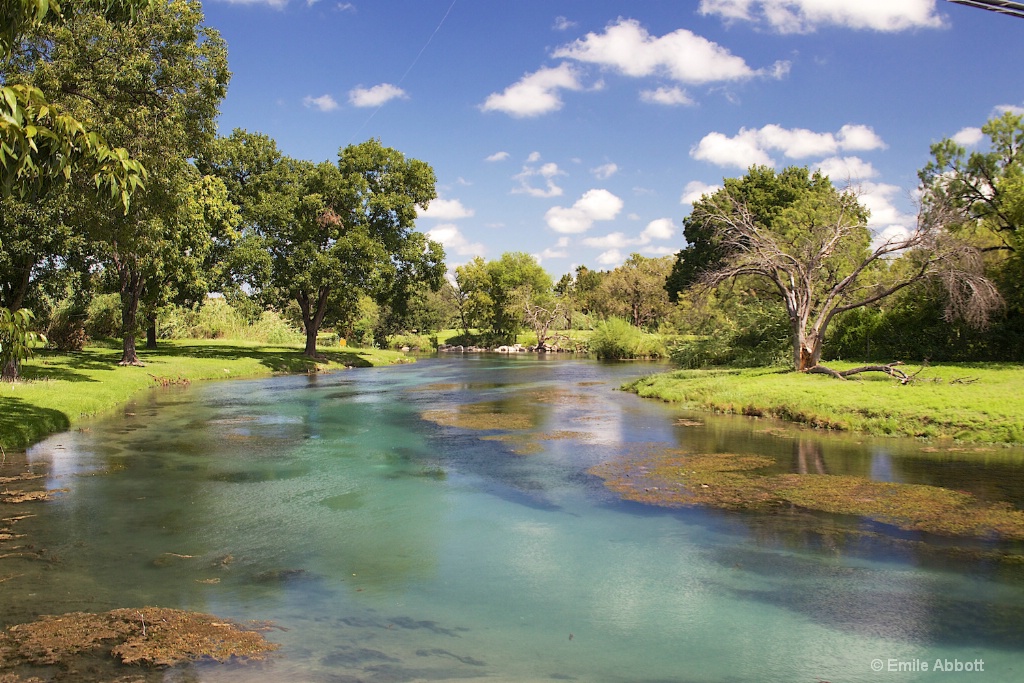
[624,363,1024,446]
[0,339,412,453]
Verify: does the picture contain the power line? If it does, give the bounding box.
[948,0,1024,19]
[347,0,458,145]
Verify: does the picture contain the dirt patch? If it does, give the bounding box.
[0,607,278,673]
[590,447,1024,541]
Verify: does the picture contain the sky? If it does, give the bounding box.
[201,0,1024,275]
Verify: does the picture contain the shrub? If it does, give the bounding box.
[387,333,434,351]
[85,294,123,339]
[589,317,665,359]
[45,299,87,351]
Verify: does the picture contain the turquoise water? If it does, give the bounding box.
[8,356,1024,682]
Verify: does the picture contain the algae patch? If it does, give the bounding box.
[0,607,278,673]
[590,447,1024,541]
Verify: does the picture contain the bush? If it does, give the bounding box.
[387,333,434,351]
[45,299,87,351]
[589,317,665,359]
[85,294,123,339]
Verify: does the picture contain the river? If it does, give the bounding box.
[6,356,1024,682]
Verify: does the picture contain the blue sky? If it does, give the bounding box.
[202,0,1024,275]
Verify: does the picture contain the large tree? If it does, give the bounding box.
[679,166,1000,374]
[17,0,230,365]
[592,253,673,330]
[205,133,444,357]
[454,252,553,344]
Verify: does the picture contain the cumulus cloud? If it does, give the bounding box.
[348,83,407,107]
[698,0,945,33]
[217,0,288,8]
[640,86,694,106]
[480,63,583,117]
[426,224,486,257]
[485,151,510,162]
[513,161,566,198]
[537,237,571,261]
[421,198,474,220]
[814,156,878,181]
[552,18,788,85]
[302,94,339,112]
[596,249,625,266]
[952,127,984,146]
[582,218,676,250]
[680,180,722,205]
[995,103,1024,116]
[545,189,624,234]
[591,162,619,180]
[691,123,887,168]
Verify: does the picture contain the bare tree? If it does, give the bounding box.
[692,168,1001,375]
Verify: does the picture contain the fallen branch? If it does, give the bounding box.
[806,362,908,382]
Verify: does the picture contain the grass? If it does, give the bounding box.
[0,339,411,451]
[625,361,1024,444]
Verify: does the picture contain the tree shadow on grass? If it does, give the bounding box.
[0,396,70,451]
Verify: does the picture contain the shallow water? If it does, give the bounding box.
[6,356,1024,682]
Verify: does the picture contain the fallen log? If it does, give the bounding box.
[806,362,909,382]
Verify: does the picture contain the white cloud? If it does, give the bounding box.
[480,63,583,118]
[513,161,566,198]
[485,151,510,162]
[642,218,676,241]
[691,123,887,168]
[856,181,915,233]
[582,218,675,250]
[596,249,625,266]
[348,83,407,107]
[552,18,789,85]
[691,130,775,168]
[814,156,878,181]
[680,180,722,204]
[336,2,355,10]
[545,189,624,234]
[995,104,1024,116]
[698,0,945,33]
[553,16,577,31]
[591,162,619,180]
[952,127,984,146]
[640,86,694,106]
[426,224,486,257]
[302,94,339,112]
[421,198,474,220]
[527,151,542,163]
[537,237,571,261]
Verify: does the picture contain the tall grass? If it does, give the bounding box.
[588,317,665,359]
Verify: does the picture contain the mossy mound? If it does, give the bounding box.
[0,607,278,673]
[590,447,1024,541]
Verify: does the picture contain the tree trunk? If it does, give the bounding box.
[297,288,330,358]
[146,313,157,350]
[118,267,144,366]
[793,329,824,372]
[1,358,18,381]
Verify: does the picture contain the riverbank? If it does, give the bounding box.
[625,362,1024,444]
[0,339,411,451]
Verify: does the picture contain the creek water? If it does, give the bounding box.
[6,356,1024,682]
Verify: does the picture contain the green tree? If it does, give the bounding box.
[682,166,1000,373]
[1,0,152,210]
[593,253,673,330]
[0,307,45,380]
[18,0,230,365]
[207,135,444,357]
[454,252,552,343]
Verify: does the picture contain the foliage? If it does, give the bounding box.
[0,306,45,380]
[676,166,1000,371]
[588,316,665,359]
[591,253,673,329]
[454,252,553,343]
[670,294,791,368]
[84,292,122,339]
[0,0,155,210]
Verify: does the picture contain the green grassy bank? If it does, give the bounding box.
[0,339,410,452]
[626,362,1024,445]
